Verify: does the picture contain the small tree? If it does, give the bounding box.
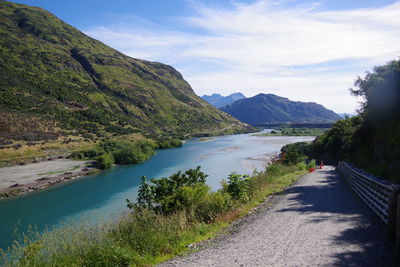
[96,153,114,170]
[223,173,250,201]
[137,176,154,207]
[127,166,209,214]
[280,142,309,164]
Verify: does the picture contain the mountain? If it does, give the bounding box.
[220,93,342,125]
[0,1,250,143]
[202,93,245,108]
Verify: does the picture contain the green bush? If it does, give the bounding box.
[130,166,209,214]
[129,167,231,222]
[102,139,157,165]
[71,139,157,166]
[306,159,316,169]
[296,162,307,171]
[71,147,105,160]
[266,163,285,176]
[280,142,309,164]
[157,139,183,149]
[96,153,114,170]
[222,173,250,201]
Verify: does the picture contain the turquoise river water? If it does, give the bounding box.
[0,132,314,249]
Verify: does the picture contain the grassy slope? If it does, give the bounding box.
[0,1,249,145]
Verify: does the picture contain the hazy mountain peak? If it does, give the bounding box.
[202,92,246,108]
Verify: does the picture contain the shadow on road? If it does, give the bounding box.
[276,168,397,267]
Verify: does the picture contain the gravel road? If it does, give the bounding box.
[159,166,397,267]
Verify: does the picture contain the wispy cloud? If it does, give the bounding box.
[85,1,400,113]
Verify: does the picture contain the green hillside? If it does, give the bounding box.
[0,1,250,145]
[220,93,341,125]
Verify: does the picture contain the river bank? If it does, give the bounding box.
[0,134,314,250]
[0,134,311,200]
[0,159,97,199]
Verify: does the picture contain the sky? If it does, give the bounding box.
[11,0,400,113]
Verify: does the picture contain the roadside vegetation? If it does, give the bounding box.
[310,59,400,182]
[280,59,400,182]
[0,157,313,267]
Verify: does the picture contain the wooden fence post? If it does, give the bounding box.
[388,187,400,242]
[396,195,400,259]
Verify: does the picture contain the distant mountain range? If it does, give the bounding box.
[201,93,245,108]
[219,93,342,125]
[0,1,250,142]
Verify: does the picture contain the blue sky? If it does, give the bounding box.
[11,0,400,113]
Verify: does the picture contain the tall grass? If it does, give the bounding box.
[1,163,307,267]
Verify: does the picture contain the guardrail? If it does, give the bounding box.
[337,161,400,252]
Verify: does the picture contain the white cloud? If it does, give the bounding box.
[85,1,400,113]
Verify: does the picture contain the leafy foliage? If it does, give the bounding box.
[72,138,157,166]
[157,139,183,149]
[130,167,210,214]
[96,153,114,170]
[222,173,250,201]
[280,142,310,164]
[309,116,362,163]
[310,59,400,182]
[111,140,156,165]
[306,159,316,170]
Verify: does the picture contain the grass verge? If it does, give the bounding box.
[0,163,308,267]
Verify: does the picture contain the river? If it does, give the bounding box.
[0,132,314,250]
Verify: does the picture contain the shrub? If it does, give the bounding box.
[130,167,208,212]
[96,153,114,170]
[222,173,250,201]
[280,142,309,164]
[71,147,105,160]
[135,176,154,208]
[128,167,231,221]
[157,139,183,149]
[306,159,316,169]
[103,140,157,165]
[296,162,307,171]
[266,163,285,176]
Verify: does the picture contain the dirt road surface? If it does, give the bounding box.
[159,166,397,267]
